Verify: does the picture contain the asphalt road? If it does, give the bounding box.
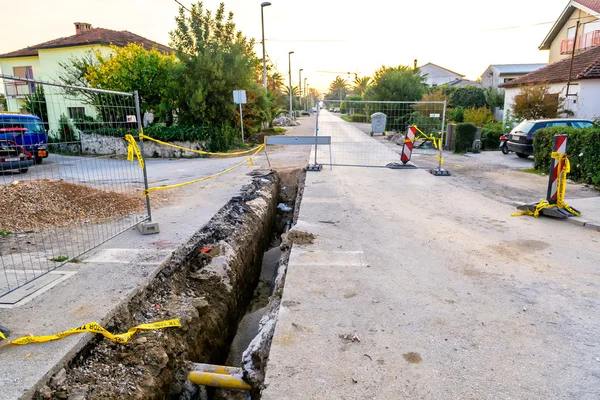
[264,115,600,400]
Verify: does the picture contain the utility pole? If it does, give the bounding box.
[288,51,294,119]
[565,21,580,114]
[299,68,303,110]
[260,2,271,89]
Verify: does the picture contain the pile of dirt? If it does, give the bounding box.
[0,179,144,232]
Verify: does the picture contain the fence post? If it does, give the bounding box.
[134,91,160,234]
[306,102,322,171]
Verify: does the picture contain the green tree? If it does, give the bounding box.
[366,65,425,101]
[23,86,49,127]
[450,86,486,108]
[512,84,562,120]
[328,76,349,100]
[352,76,371,99]
[169,1,260,127]
[267,72,285,94]
[0,93,7,111]
[84,43,179,123]
[484,86,505,108]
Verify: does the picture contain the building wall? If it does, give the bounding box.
[577,80,600,120]
[549,8,598,63]
[503,82,576,119]
[419,65,462,86]
[0,56,41,113]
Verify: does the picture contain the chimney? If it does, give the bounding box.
[74,22,92,35]
[414,59,418,69]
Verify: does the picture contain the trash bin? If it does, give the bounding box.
[370,112,387,136]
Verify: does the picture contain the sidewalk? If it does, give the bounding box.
[263,165,600,398]
[565,197,600,231]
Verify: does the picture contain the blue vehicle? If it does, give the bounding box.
[0,114,48,163]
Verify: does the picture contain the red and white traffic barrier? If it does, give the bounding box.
[401,126,417,164]
[546,134,567,204]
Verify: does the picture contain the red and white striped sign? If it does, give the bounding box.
[401,126,417,164]
[547,134,567,204]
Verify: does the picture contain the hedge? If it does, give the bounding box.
[534,126,600,187]
[480,122,504,150]
[350,114,368,123]
[454,123,477,153]
[79,124,240,152]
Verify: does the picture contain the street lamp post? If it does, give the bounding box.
[288,51,294,119]
[304,78,307,110]
[307,84,310,108]
[261,2,271,89]
[299,68,303,111]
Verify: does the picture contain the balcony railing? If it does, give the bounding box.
[561,30,600,54]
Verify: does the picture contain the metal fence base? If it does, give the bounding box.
[386,162,417,169]
[306,164,322,172]
[138,221,160,235]
[430,168,451,176]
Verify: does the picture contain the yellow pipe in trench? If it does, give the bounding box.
[192,363,243,376]
[188,371,252,391]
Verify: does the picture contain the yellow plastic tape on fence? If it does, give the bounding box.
[125,134,144,170]
[0,318,181,346]
[139,133,263,157]
[144,144,265,195]
[412,125,442,150]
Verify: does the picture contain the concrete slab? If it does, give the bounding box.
[264,151,600,398]
[566,197,600,231]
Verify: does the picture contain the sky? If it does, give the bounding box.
[0,0,569,94]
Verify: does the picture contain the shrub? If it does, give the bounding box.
[350,114,368,123]
[450,86,486,109]
[533,126,600,187]
[448,107,464,123]
[454,123,477,153]
[464,107,494,127]
[480,121,504,150]
[513,84,562,120]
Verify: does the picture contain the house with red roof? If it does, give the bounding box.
[501,1,600,120]
[0,22,170,129]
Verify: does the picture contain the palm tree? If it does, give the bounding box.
[282,85,299,96]
[353,76,371,99]
[268,72,285,93]
[328,76,349,100]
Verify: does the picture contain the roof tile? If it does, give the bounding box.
[0,27,172,59]
[501,46,600,87]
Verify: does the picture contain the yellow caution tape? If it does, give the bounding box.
[512,152,580,218]
[412,125,443,150]
[139,133,263,157]
[125,134,144,170]
[144,144,265,195]
[0,318,181,346]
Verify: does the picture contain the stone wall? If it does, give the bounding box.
[80,133,207,158]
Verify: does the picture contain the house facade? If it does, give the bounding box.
[480,64,547,87]
[418,63,465,86]
[540,0,600,64]
[501,45,600,120]
[0,22,170,133]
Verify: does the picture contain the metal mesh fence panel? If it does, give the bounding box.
[0,74,149,299]
[317,100,446,167]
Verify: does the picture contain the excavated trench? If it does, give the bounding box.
[34,168,305,400]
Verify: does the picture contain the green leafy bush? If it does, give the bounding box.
[480,122,504,150]
[350,114,368,123]
[450,86,486,109]
[533,126,600,187]
[454,123,477,153]
[448,107,464,123]
[464,107,493,127]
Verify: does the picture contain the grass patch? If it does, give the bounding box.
[0,230,11,238]
[49,255,69,262]
[274,127,286,133]
[340,115,351,123]
[521,168,546,176]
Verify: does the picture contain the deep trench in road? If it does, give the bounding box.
[36,168,305,400]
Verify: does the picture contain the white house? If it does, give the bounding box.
[481,64,547,87]
[501,45,600,120]
[419,63,465,86]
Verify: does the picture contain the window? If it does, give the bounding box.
[546,122,568,127]
[68,107,85,119]
[571,121,594,128]
[568,26,576,38]
[584,20,600,34]
[503,78,515,83]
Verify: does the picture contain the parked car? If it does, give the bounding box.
[0,140,34,173]
[0,114,48,164]
[329,107,334,112]
[333,107,340,113]
[301,110,310,116]
[507,118,594,158]
[310,107,317,113]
